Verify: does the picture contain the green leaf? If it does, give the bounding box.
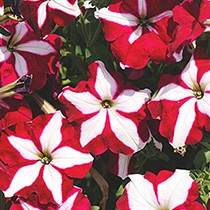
[0,190,6,210]
[0,26,11,36]
[116,184,124,197]
[194,149,210,168]
[91,206,100,210]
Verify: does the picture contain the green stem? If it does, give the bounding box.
[79,11,89,46]
[89,22,102,47]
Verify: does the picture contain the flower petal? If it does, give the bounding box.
[20,199,40,210]
[197,93,210,117]
[152,83,193,102]
[171,98,197,148]
[150,10,173,23]
[94,61,118,99]
[138,0,147,18]
[62,90,100,115]
[40,112,63,153]
[7,135,40,160]
[13,52,28,77]
[199,70,210,90]
[109,109,146,152]
[128,26,142,44]
[115,88,151,113]
[48,0,80,17]
[94,8,138,26]
[4,162,42,197]
[80,109,106,147]
[126,174,160,209]
[58,190,79,210]
[118,154,133,179]
[158,169,194,209]
[43,165,62,205]
[0,46,11,62]
[11,23,28,46]
[37,1,48,28]
[17,40,56,55]
[181,54,198,89]
[51,146,93,169]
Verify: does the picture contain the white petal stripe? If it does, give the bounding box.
[94,8,138,26]
[43,165,63,205]
[158,170,193,209]
[118,154,132,179]
[48,0,80,17]
[7,135,40,160]
[138,0,147,18]
[4,162,42,197]
[94,61,118,99]
[152,83,193,102]
[109,109,147,152]
[115,88,151,113]
[40,112,63,153]
[17,40,56,55]
[181,54,198,89]
[128,26,142,44]
[62,90,100,115]
[10,22,28,46]
[0,46,11,62]
[58,191,79,210]
[150,10,173,23]
[13,52,28,77]
[51,146,93,169]
[127,174,160,209]
[20,200,40,210]
[197,93,210,118]
[147,25,158,34]
[37,1,48,28]
[80,109,106,147]
[171,98,197,148]
[199,70,210,90]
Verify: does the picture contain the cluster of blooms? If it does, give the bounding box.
[0,0,209,209]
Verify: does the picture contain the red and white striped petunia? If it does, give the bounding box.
[0,20,62,91]
[148,46,210,149]
[10,186,91,210]
[59,60,151,155]
[0,111,93,206]
[116,169,205,210]
[95,0,182,69]
[20,0,80,36]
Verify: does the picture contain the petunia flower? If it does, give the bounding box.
[0,98,32,132]
[0,20,62,91]
[95,0,181,69]
[148,46,210,149]
[59,60,151,155]
[20,0,81,37]
[0,111,93,206]
[168,0,210,56]
[109,151,137,180]
[116,169,205,210]
[10,186,91,210]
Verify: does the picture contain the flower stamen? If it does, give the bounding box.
[101,99,113,109]
[138,17,150,27]
[193,90,203,99]
[41,156,51,165]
